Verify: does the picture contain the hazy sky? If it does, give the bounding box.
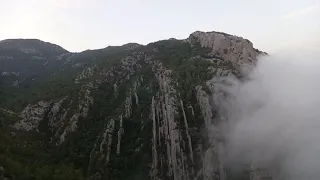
[0,0,319,52]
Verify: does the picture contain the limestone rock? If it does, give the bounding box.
[75,66,96,83]
[1,72,19,76]
[14,101,53,131]
[189,31,263,75]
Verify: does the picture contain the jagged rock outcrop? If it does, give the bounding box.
[14,101,54,131]
[57,85,94,143]
[1,72,19,76]
[189,31,265,75]
[75,66,97,83]
[13,82,95,144]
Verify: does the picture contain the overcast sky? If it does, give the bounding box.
[0,0,319,53]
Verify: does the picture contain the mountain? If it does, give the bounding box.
[0,39,68,75]
[0,31,267,180]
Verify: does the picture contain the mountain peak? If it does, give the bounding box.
[0,38,68,56]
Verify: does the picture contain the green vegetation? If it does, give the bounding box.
[0,68,80,111]
[174,58,213,101]
[0,110,85,180]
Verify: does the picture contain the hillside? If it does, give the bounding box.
[0,31,267,180]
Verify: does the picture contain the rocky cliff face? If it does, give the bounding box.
[0,31,268,180]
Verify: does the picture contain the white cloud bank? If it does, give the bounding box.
[215,50,320,179]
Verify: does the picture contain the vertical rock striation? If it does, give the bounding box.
[149,62,194,180]
[116,115,123,155]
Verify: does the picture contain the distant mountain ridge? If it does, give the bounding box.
[0,39,68,56]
